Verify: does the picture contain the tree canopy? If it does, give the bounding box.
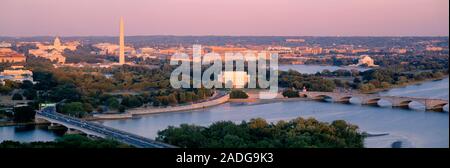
[0,134,131,148]
[157,117,364,148]
[230,89,249,99]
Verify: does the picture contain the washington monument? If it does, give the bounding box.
[119,17,125,65]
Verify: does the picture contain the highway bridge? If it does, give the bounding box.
[299,91,449,111]
[36,107,176,148]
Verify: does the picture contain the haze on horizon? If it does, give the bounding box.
[0,0,448,37]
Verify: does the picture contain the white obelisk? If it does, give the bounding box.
[119,17,125,65]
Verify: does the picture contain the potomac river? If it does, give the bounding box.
[97,78,448,148]
[1,65,448,148]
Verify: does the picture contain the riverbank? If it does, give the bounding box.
[93,94,230,120]
[92,91,312,120]
[0,120,49,127]
[279,64,371,74]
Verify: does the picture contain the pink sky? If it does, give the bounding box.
[0,0,448,36]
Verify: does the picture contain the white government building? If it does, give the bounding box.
[28,37,79,64]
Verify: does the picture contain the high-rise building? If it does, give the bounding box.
[119,17,125,65]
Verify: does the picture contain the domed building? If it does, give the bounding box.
[34,36,78,52]
[53,37,62,50]
[28,37,79,64]
[355,55,378,67]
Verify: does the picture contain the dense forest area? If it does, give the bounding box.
[157,117,364,148]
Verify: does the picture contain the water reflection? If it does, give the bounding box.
[0,124,61,143]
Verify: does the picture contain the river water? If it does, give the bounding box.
[379,78,449,100]
[1,65,448,148]
[97,76,448,148]
[0,125,62,142]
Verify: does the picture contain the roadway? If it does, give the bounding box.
[37,107,176,148]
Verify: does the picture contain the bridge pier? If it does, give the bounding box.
[332,96,353,104]
[34,118,50,124]
[48,123,65,130]
[303,93,333,102]
[425,100,449,112]
[65,128,80,135]
[391,101,411,109]
[360,97,381,106]
[426,104,447,112]
[298,93,307,98]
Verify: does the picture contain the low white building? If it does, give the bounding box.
[93,43,136,56]
[0,41,12,48]
[0,66,34,85]
[218,71,249,88]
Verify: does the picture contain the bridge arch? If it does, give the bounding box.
[363,98,381,106]
[429,103,449,112]
[309,95,333,102]
[336,96,352,103]
[397,100,413,108]
[298,93,308,98]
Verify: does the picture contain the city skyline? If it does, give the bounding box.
[0,0,449,37]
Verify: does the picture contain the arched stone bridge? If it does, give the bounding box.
[299,91,449,111]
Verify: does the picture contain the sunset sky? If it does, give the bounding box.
[0,0,448,36]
